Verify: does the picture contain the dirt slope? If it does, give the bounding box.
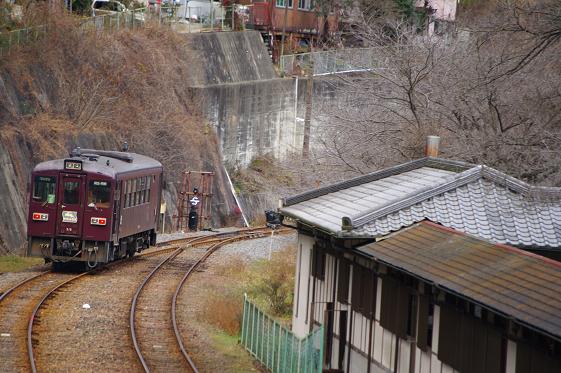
[0,19,238,253]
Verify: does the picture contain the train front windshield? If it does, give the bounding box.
[32,176,56,204]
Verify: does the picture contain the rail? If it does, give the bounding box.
[130,227,280,372]
[6,227,286,372]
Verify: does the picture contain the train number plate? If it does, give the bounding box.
[64,160,82,171]
[62,211,78,223]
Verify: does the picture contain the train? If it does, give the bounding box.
[26,147,163,269]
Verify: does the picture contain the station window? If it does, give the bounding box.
[63,181,80,204]
[311,246,325,280]
[33,176,56,204]
[276,0,293,8]
[88,180,111,209]
[337,260,350,303]
[380,276,411,338]
[298,0,311,10]
[351,265,376,317]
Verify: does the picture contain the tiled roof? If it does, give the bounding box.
[357,222,561,341]
[280,158,561,248]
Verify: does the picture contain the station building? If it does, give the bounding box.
[279,157,561,373]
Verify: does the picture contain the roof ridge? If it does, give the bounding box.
[349,166,483,228]
[282,157,473,207]
[481,167,561,198]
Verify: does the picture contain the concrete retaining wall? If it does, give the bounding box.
[186,31,340,167]
[186,31,276,86]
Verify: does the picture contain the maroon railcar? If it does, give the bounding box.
[27,148,163,268]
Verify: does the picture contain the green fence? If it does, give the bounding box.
[240,294,323,373]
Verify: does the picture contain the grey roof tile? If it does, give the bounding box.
[280,158,561,249]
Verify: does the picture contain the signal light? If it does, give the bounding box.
[91,217,107,226]
[32,213,48,221]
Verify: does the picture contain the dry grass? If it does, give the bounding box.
[203,290,244,336]
[0,13,220,184]
[200,245,296,336]
[0,255,43,273]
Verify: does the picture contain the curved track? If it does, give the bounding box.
[1,227,288,372]
[0,270,76,372]
[130,227,281,373]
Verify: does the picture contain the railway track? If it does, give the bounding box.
[130,227,285,372]
[0,226,288,372]
[0,270,78,372]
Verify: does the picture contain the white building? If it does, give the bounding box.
[279,156,561,372]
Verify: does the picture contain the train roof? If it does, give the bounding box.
[32,148,163,179]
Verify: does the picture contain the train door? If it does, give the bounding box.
[112,180,122,241]
[56,173,86,236]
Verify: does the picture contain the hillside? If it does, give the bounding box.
[0,18,239,253]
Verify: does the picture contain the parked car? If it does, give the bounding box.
[91,0,128,16]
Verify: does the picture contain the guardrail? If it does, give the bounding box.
[240,294,323,373]
[280,48,391,76]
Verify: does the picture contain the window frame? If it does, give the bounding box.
[276,0,293,8]
[298,0,311,11]
[337,259,350,304]
[63,181,80,205]
[32,175,57,204]
[311,246,325,280]
[87,180,111,209]
[351,264,377,317]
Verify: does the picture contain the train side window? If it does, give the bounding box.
[33,176,56,204]
[88,180,111,209]
[134,178,140,206]
[146,176,151,202]
[134,178,140,205]
[140,177,145,204]
[124,180,129,208]
[132,179,137,206]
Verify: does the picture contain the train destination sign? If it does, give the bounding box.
[64,160,82,171]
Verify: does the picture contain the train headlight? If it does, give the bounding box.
[32,213,48,221]
[91,217,107,226]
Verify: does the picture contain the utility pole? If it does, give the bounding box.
[279,0,289,69]
[302,58,313,158]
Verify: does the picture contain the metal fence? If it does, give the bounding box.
[0,24,47,58]
[280,48,391,76]
[80,8,147,33]
[0,4,236,57]
[240,294,324,373]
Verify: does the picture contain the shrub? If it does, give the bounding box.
[246,245,296,318]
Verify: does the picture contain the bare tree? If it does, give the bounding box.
[289,1,561,187]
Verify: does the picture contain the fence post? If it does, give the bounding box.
[259,309,264,363]
[241,294,247,347]
[277,326,282,373]
[271,320,276,370]
[251,302,256,355]
[318,327,324,373]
